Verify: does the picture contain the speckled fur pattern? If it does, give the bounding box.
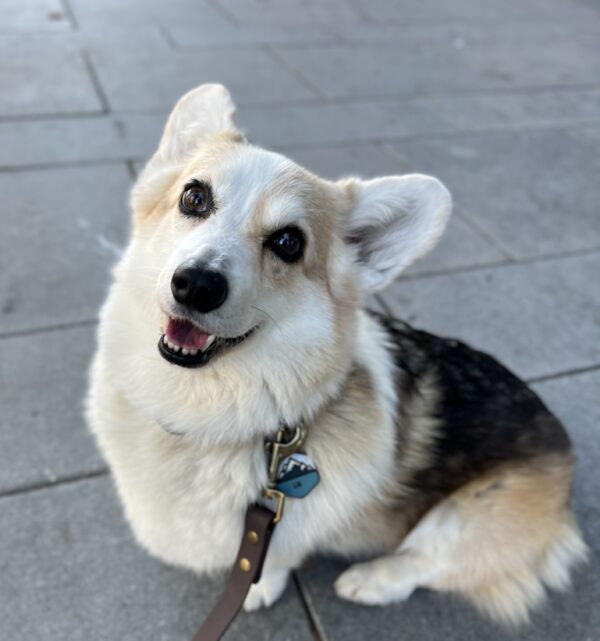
[87,84,586,626]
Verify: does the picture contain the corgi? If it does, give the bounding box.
[87,83,587,626]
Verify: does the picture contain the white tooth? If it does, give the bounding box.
[182,348,189,355]
[203,335,216,350]
[163,335,168,344]
[189,349,198,356]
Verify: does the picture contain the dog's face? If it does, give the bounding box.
[111,85,450,442]
[145,136,352,371]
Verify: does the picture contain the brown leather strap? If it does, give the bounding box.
[191,505,277,641]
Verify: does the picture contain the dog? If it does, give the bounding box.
[87,83,587,626]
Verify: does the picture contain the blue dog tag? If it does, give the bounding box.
[275,453,320,498]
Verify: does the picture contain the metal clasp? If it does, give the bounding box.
[265,423,307,486]
[261,488,285,524]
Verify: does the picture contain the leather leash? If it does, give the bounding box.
[190,424,316,641]
[191,504,278,641]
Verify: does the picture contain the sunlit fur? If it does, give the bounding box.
[87,84,585,623]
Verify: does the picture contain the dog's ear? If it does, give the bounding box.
[344,174,451,291]
[154,83,238,165]
[132,84,239,214]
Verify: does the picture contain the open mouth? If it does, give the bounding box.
[158,317,256,368]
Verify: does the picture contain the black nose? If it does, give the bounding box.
[171,263,229,313]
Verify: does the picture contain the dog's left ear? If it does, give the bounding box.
[345,174,451,291]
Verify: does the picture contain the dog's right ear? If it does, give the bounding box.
[132,84,239,214]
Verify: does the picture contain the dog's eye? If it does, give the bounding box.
[179,182,212,217]
[266,227,305,263]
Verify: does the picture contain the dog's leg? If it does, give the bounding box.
[334,500,456,607]
[335,455,587,624]
[334,548,442,605]
[243,562,292,612]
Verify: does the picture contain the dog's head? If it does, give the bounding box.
[114,84,450,442]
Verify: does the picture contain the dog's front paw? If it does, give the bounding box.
[243,568,290,612]
[334,560,413,606]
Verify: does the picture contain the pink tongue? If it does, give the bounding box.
[166,318,210,350]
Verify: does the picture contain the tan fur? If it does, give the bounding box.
[425,454,587,625]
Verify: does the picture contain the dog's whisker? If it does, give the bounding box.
[251,305,282,334]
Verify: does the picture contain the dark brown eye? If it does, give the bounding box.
[179,181,213,217]
[266,226,305,263]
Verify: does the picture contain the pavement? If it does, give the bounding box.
[0,0,599,640]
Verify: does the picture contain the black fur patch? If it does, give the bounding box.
[375,313,572,498]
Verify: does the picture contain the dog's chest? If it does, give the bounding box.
[107,423,269,572]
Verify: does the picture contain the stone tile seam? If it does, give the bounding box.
[157,25,176,50]
[2,98,600,130]
[0,157,134,174]
[2,83,600,125]
[263,44,329,101]
[58,0,79,30]
[0,318,98,341]
[397,246,600,282]
[2,123,600,177]
[0,468,108,501]
[206,0,240,26]
[527,363,600,385]
[292,572,329,641]
[270,33,600,51]
[449,207,518,260]
[81,50,111,114]
[169,38,347,53]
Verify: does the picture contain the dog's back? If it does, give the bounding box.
[334,314,587,625]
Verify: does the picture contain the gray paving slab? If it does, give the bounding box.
[406,214,508,276]
[113,111,170,160]
[0,117,127,169]
[215,0,362,26]
[77,25,171,53]
[0,325,103,493]
[284,143,412,179]
[353,0,600,24]
[332,16,600,47]
[388,127,600,259]
[0,164,131,334]
[238,88,600,149]
[91,49,318,112]
[275,38,600,101]
[0,112,170,169]
[379,252,600,380]
[0,0,70,32]
[0,27,170,57]
[68,0,229,28]
[0,477,316,641]
[166,22,338,49]
[296,370,599,641]
[0,51,102,118]
[533,370,600,511]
